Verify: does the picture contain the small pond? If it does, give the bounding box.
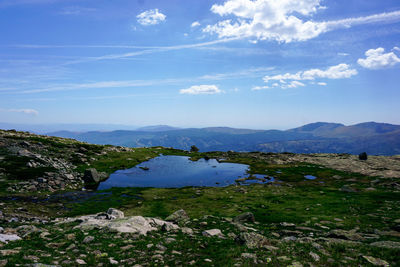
[98,155,254,189]
[304,175,317,180]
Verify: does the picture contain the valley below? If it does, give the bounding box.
[0,129,399,266]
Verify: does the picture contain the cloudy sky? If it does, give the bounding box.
[1,0,400,129]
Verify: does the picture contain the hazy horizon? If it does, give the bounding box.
[1,0,400,128]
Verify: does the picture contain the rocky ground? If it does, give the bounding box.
[0,129,399,266]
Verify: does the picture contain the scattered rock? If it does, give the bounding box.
[236,232,270,249]
[362,256,389,266]
[309,252,320,261]
[233,212,255,224]
[82,236,94,243]
[76,259,86,265]
[181,227,193,235]
[0,234,21,243]
[241,253,257,260]
[109,258,119,265]
[0,249,20,256]
[165,209,189,224]
[370,241,400,249]
[202,229,224,237]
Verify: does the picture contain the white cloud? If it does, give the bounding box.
[394,47,400,52]
[252,85,269,91]
[318,82,327,86]
[0,108,38,115]
[137,9,166,26]
[61,6,96,15]
[357,47,400,69]
[337,52,349,56]
[180,85,222,95]
[203,0,400,43]
[261,63,357,89]
[191,21,201,27]
[287,81,305,88]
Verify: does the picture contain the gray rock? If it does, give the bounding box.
[309,252,320,261]
[82,236,94,243]
[73,213,179,236]
[236,232,270,249]
[181,227,194,235]
[107,208,124,219]
[83,168,100,183]
[241,253,257,260]
[165,209,189,224]
[202,229,223,237]
[370,241,400,249]
[362,256,389,266]
[0,234,21,243]
[282,236,297,242]
[233,212,255,224]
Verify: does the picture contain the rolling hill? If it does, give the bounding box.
[46,122,400,155]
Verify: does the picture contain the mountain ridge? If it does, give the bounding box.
[42,121,400,156]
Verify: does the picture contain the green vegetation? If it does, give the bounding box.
[0,130,399,266]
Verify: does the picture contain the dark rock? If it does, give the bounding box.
[107,208,124,219]
[233,212,255,224]
[83,168,100,183]
[359,152,368,160]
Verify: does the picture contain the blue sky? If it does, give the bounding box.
[0,0,400,129]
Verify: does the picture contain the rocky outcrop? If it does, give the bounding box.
[57,208,180,236]
[165,209,189,224]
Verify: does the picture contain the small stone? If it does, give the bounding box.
[165,237,176,244]
[121,245,133,251]
[76,259,86,265]
[362,256,389,266]
[202,229,223,237]
[233,212,255,224]
[156,244,167,251]
[281,222,296,227]
[82,236,94,243]
[290,261,303,267]
[181,227,193,235]
[370,241,400,249]
[0,249,20,256]
[109,258,119,265]
[282,236,297,242]
[241,253,257,260]
[309,252,320,261]
[277,256,291,261]
[204,259,212,263]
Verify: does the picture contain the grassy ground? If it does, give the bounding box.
[0,132,399,266]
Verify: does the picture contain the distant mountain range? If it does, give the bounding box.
[41,122,400,156]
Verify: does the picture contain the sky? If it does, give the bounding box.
[0,0,400,130]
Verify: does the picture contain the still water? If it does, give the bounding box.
[98,155,251,189]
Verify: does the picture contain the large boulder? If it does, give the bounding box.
[71,211,179,236]
[165,209,189,224]
[83,168,101,183]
